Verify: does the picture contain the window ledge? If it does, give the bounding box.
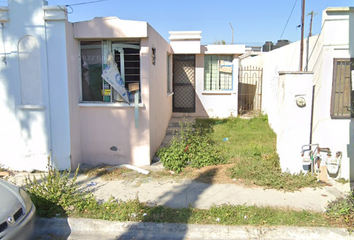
[78,102,145,108]
[17,105,46,110]
[167,92,174,97]
[202,91,236,95]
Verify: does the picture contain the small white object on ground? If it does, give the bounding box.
[107,164,149,175]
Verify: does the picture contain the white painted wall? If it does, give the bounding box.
[169,31,201,54]
[192,54,240,118]
[171,41,245,118]
[277,72,314,173]
[0,0,71,171]
[45,17,71,170]
[310,7,354,180]
[242,7,354,180]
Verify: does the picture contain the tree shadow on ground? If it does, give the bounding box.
[116,168,218,240]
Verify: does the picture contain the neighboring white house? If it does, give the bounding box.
[0,0,72,170]
[242,7,354,181]
[0,0,245,171]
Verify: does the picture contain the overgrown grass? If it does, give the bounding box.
[24,162,98,217]
[195,114,321,191]
[80,199,328,227]
[157,121,226,173]
[22,164,342,228]
[326,190,354,230]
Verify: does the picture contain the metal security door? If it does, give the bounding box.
[173,55,195,112]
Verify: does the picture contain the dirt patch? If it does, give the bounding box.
[82,164,257,188]
[183,164,256,187]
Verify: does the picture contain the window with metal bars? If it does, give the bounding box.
[331,58,353,119]
[204,55,233,91]
[80,40,140,103]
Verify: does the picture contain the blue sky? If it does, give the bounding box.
[26,0,354,45]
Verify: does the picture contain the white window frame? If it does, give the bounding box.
[79,40,141,105]
[204,55,234,91]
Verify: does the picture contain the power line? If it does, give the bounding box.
[279,0,298,40]
[66,0,109,7]
[58,5,73,14]
[57,0,109,15]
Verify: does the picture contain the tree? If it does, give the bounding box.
[213,39,226,45]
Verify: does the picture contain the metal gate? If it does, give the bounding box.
[238,66,263,115]
[173,55,195,112]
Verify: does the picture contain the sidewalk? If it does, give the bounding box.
[9,167,350,213]
[9,168,353,239]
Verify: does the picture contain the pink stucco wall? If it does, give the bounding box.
[66,17,172,168]
[146,24,173,159]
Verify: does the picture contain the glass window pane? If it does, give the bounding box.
[204,55,233,91]
[81,41,103,101]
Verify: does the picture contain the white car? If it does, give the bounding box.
[0,179,36,240]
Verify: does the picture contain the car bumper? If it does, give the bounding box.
[1,204,36,240]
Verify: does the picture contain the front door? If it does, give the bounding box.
[173,55,195,112]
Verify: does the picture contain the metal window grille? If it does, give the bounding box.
[331,58,353,118]
[80,41,140,103]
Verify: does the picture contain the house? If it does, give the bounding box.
[2,0,352,183]
[242,7,354,181]
[0,0,245,171]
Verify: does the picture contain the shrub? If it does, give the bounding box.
[24,162,97,217]
[157,121,225,173]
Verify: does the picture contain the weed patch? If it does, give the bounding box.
[157,121,226,173]
[326,190,354,229]
[24,162,97,217]
[23,164,334,228]
[196,115,321,191]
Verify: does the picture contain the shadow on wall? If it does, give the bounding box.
[116,169,218,240]
[0,0,52,170]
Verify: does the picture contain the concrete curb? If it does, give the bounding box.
[34,218,354,240]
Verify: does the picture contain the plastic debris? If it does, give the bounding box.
[143,213,147,217]
[233,179,237,181]
[131,213,137,218]
[244,215,247,220]
[223,138,228,141]
[86,182,97,187]
[216,218,220,222]
[169,171,175,175]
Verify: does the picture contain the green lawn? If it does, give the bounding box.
[195,115,320,191]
